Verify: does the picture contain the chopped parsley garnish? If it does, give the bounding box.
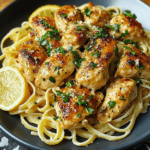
[86,107,94,114]
[54,46,66,55]
[91,51,100,57]
[76,100,88,106]
[41,19,54,29]
[90,62,97,69]
[137,62,144,70]
[114,60,119,67]
[35,102,37,105]
[119,96,126,100]
[59,46,65,55]
[133,42,140,49]
[49,76,55,83]
[26,62,28,67]
[49,103,54,107]
[78,95,83,100]
[88,95,94,101]
[118,30,128,39]
[113,47,118,55]
[56,91,71,103]
[31,47,34,50]
[76,31,80,33]
[94,27,108,39]
[53,116,59,120]
[90,52,94,56]
[28,27,32,30]
[84,7,92,17]
[39,30,59,43]
[106,24,120,32]
[73,22,77,25]
[71,51,85,67]
[63,92,71,103]
[86,43,93,51]
[123,39,132,44]
[45,62,49,65]
[77,114,81,118]
[67,46,73,50]
[38,27,59,56]
[66,80,74,87]
[76,26,86,31]
[124,46,136,55]
[123,10,137,19]
[54,66,62,74]
[61,13,67,18]
[46,42,53,57]
[76,97,94,114]
[55,36,60,41]
[54,29,59,34]
[43,78,46,81]
[108,101,116,108]
[56,90,62,96]
[109,12,113,15]
[134,78,143,87]
[123,39,140,49]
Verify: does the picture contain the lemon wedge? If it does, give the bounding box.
[0,66,30,111]
[28,5,60,23]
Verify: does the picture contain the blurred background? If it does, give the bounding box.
[0,0,150,11]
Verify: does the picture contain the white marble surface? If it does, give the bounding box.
[0,129,27,150]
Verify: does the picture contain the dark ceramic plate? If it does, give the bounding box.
[0,0,150,150]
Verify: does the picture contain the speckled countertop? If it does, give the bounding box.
[0,129,27,150]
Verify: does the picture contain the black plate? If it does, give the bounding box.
[0,0,150,150]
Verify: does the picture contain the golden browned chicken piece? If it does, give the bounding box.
[54,5,82,33]
[61,22,88,49]
[31,16,61,52]
[108,15,148,43]
[32,16,56,38]
[53,81,103,129]
[115,44,150,79]
[79,2,111,28]
[75,28,116,90]
[35,48,75,90]
[18,40,47,81]
[97,78,137,124]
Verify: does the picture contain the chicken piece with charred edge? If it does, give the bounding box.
[97,78,137,124]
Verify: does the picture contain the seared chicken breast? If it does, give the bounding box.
[61,22,88,49]
[53,82,103,129]
[32,16,56,38]
[109,15,148,43]
[97,78,137,124]
[31,16,61,50]
[115,44,150,79]
[18,40,47,81]
[35,48,75,90]
[54,5,82,33]
[75,28,116,90]
[79,2,111,28]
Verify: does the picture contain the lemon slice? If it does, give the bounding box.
[0,66,30,111]
[29,5,60,23]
